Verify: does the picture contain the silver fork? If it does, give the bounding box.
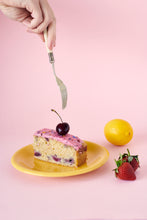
[44,29,67,109]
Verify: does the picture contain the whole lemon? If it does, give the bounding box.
[104,119,133,146]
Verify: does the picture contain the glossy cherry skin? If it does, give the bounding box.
[56,122,70,135]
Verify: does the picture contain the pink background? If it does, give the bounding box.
[0,0,147,219]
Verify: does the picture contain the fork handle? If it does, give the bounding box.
[44,29,52,53]
[44,28,55,63]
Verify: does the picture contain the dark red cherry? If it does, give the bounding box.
[51,109,70,136]
[56,122,70,135]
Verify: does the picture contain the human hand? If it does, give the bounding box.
[0,0,56,50]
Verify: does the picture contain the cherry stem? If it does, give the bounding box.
[51,109,63,123]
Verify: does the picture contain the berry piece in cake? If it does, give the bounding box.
[51,109,70,135]
[64,158,74,164]
[34,152,41,157]
[52,155,61,162]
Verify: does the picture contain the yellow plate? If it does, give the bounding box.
[11,141,109,177]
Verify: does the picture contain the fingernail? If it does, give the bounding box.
[52,42,56,48]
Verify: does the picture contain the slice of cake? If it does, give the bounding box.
[33,128,87,167]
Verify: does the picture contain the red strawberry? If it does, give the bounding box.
[115,162,136,180]
[120,149,140,171]
[130,157,139,171]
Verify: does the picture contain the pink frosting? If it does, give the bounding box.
[33,128,86,151]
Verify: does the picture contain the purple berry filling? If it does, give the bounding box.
[52,155,61,162]
[45,137,49,141]
[34,152,41,157]
[64,158,74,164]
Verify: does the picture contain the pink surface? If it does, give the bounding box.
[0,0,147,219]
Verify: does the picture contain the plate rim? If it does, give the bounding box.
[11,141,109,177]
